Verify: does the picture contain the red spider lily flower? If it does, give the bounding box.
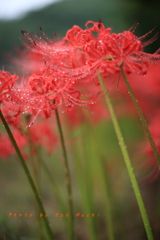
[64,21,160,78]
[28,120,58,154]
[7,70,95,124]
[28,70,92,107]
[111,64,160,119]
[83,21,160,76]
[139,155,160,184]
[139,114,160,183]
[0,71,22,123]
[20,21,160,83]
[63,24,96,48]
[0,117,58,159]
[21,29,97,83]
[0,68,94,124]
[7,21,159,123]
[13,51,45,75]
[0,129,27,160]
[0,70,19,103]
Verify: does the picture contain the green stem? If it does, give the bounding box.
[83,123,97,240]
[37,149,67,214]
[82,106,114,240]
[92,133,114,240]
[0,109,54,240]
[66,122,97,240]
[55,108,74,240]
[98,74,154,240]
[100,158,115,240]
[120,69,160,167]
[87,123,114,240]
[27,128,39,187]
[26,129,42,240]
[36,145,67,239]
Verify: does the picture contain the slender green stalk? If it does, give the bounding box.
[0,109,54,240]
[55,108,74,240]
[82,107,114,240]
[120,69,160,167]
[26,129,42,240]
[91,129,115,240]
[100,158,115,240]
[83,123,97,240]
[27,128,40,188]
[36,146,68,238]
[98,74,154,240]
[37,149,67,214]
[65,122,97,240]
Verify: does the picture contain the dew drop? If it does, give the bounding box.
[91,101,96,105]
[6,94,11,99]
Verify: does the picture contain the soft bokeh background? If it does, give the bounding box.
[1,0,160,239]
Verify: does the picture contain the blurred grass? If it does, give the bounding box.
[1,113,155,239]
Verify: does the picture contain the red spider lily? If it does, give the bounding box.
[29,120,58,154]
[109,64,160,182]
[21,29,97,83]
[1,68,97,125]
[5,70,95,124]
[82,21,160,76]
[139,114,160,183]
[0,116,58,159]
[63,98,110,127]
[139,156,160,184]
[111,64,160,119]
[13,51,45,75]
[28,70,93,107]
[0,71,19,103]
[3,21,159,123]
[0,71,23,123]
[0,129,27,159]
[20,21,160,81]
